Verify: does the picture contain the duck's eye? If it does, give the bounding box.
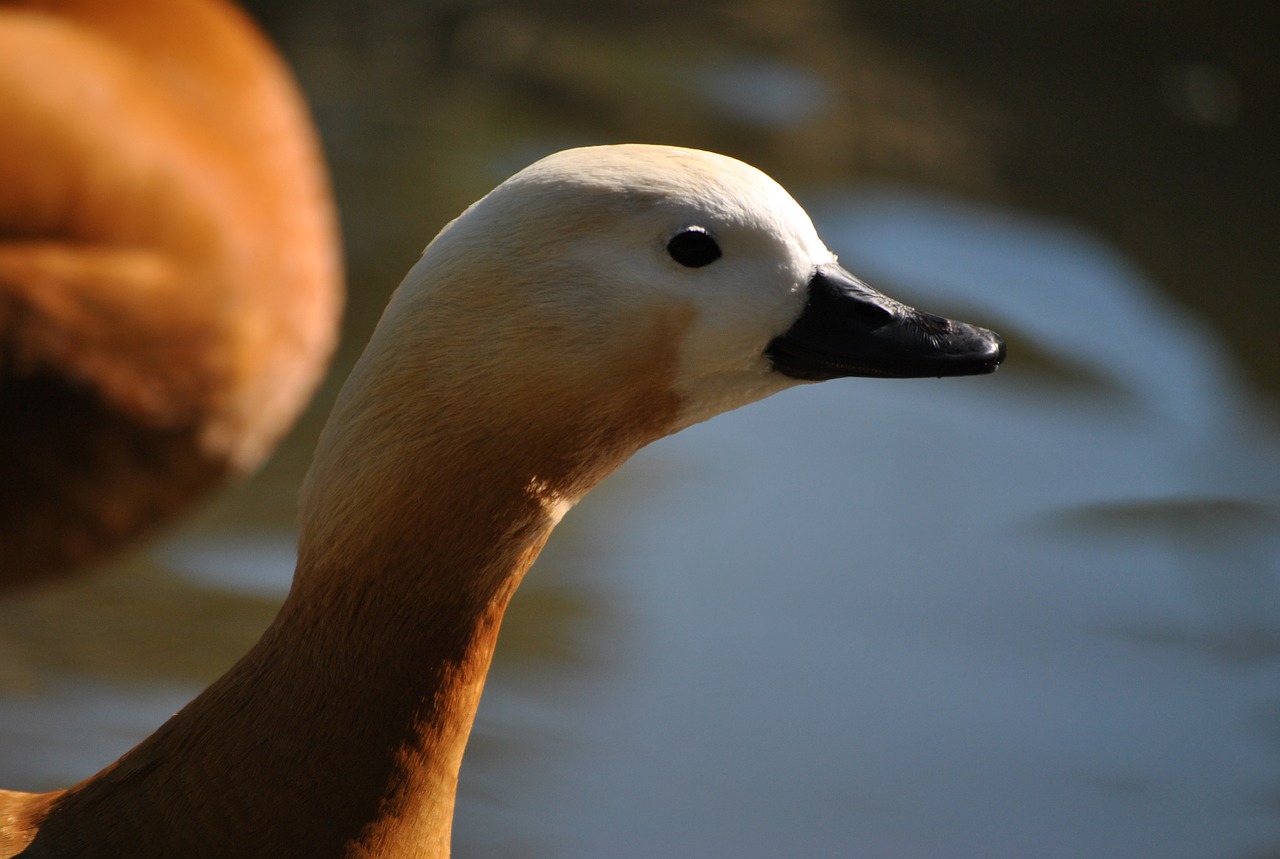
[667,227,722,268]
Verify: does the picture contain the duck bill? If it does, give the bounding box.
[766,264,1005,381]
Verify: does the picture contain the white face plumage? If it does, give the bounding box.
[398,145,840,429]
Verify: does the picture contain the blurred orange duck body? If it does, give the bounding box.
[0,146,1002,856]
[0,0,341,587]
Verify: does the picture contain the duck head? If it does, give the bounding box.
[392,145,999,412]
[304,145,1003,543]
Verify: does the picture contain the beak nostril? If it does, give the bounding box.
[912,311,953,334]
[843,300,893,329]
[807,267,896,330]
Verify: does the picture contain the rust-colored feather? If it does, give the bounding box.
[0,0,342,587]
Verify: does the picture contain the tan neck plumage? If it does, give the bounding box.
[3,495,549,858]
[0,308,689,859]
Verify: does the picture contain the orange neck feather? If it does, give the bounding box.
[4,482,553,858]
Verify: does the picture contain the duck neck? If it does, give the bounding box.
[27,459,562,859]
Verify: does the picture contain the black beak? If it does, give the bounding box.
[766,264,1005,381]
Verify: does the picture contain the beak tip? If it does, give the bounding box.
[990,334,1007,367]
[969,328,1006,375]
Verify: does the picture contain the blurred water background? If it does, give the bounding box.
[2,2,1279,857]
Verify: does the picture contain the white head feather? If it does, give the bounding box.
[391,144,837,429]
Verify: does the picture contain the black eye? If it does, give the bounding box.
[667,227,722,268]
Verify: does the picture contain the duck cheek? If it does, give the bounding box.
[668,345,796,430]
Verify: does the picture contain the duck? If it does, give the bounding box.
[0,144,1003,857]
[0,0,342,588]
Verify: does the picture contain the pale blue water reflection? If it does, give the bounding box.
[158,533,297,598]
[2,187,1277,859]
[694,58,835,128]
[0,682,196,790]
